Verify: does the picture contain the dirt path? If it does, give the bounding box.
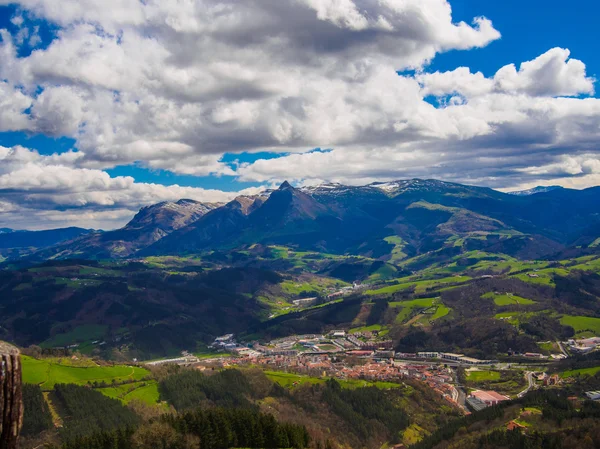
[42,392,63,428]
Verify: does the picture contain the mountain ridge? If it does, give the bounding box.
[5,179,600,263]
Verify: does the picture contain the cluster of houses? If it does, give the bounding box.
[414,352,494,366]
[567,336,600,354]
[326,282,366,300]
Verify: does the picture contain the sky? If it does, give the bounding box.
[0,0,599,230]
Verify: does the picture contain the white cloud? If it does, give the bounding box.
[494,48,595,97]
[0,0,501,171]
[0,1,599,229]
[0,82,32,131]
[420,48,596,99]
[0,145,263,229]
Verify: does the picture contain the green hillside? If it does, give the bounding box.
[22,356,150,391]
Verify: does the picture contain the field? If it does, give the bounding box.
[482,292,536,306]
[40,324,108,348]
[279,276,348,297]
[367,276,471,296]
[495,310,552,326]
[264,371,324,388]
[390,298,449,325]
[511,268,570,287]
[263,371,401,390]
[22,356,150,391]
[349,324,384,334]
[465,370,501,382]
[464,369,526,396]
[384,236,408,264]
[560,366,600,378]
[97,381,161,405]
[559,315,600,336]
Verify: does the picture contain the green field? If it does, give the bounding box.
[512,268,570,287]
[280,276,347,296]
[431,304,451,320]
[349,324,383,334]
[560,366,600,378]
[466,370,501,382]
[367,276,471,296]
[97,381,160,405]
[384,236,408,263]
[22,356,150,391]
[264,371,324,388]
[390,298,449,324]
[41,324,108,348]
[495,310,552,326]
[264,371,401,390]
[482,292,536,306]
[560,315,600,336]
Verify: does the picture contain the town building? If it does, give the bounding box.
[585,391,600,400]
[469,390,510,407]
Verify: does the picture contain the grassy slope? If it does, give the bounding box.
[560,366,600,378]
[41,324,108,348]
[466,370,501,382]
[263,370,401,390]
[367,276,471,296]
[560,315,600,335]
[22,356,149,391]
[482,292,536,306]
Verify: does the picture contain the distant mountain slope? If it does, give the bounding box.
[15,179,600,262]
[508,185,564,196]
[0,227,91,249]
[33,200,221,260]
[142,195,266,255]
[0,227,92,259]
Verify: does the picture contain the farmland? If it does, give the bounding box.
[22,356,150,391]
[367,276,471,296]
[560,366,600,378]
[482,292,536,306]
[466,370,501,382]
[559,315,600,337]
[97,381,161,405]
[40,324,108,349]
[263,370,401,390]
[390,298,450,325]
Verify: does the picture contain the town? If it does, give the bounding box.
[145,330,600,413]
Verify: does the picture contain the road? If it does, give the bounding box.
[556,340,569,357]
[455,385,468,412]
[517,371,536,398]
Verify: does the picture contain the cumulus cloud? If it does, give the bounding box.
[419,48,596,98]
[0,145,262,229]
[0,0,598,229]
[0,0,500,168]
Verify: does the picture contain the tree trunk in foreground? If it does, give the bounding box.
[0,342,22,449]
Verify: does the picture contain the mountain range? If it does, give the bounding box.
[4,179,600,262]
[0,227,92,260]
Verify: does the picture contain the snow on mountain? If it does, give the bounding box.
[508,186,564,196]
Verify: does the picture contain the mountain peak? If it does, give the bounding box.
[279,181,293,190]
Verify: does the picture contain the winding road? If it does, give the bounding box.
[517,371,536,398]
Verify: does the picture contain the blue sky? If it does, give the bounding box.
[0,0,599,229]
[431,0,599,79]
[1,0,597,192]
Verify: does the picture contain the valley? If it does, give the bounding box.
[5,179,600,449]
